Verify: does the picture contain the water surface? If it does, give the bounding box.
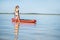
[0,14,60,40]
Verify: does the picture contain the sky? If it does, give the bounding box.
[0,0,60,14]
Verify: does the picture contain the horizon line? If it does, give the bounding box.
[0,13,60,15]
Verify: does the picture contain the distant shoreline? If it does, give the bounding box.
[0,13,60,15]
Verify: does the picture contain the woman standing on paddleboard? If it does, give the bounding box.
[14,5,20,22]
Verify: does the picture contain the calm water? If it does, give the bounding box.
[0,14,60,40]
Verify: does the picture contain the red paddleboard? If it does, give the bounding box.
[12,18,36,23]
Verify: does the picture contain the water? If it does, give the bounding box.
[0,14,60,40]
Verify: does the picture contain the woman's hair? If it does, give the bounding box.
[15,5,19,8]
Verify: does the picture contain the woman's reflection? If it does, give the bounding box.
[14,22,19,40]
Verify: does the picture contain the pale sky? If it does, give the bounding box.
[0,0,60,14]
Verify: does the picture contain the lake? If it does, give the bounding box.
[0,14,60,40]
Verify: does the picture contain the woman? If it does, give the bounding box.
[14,5,20,22]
